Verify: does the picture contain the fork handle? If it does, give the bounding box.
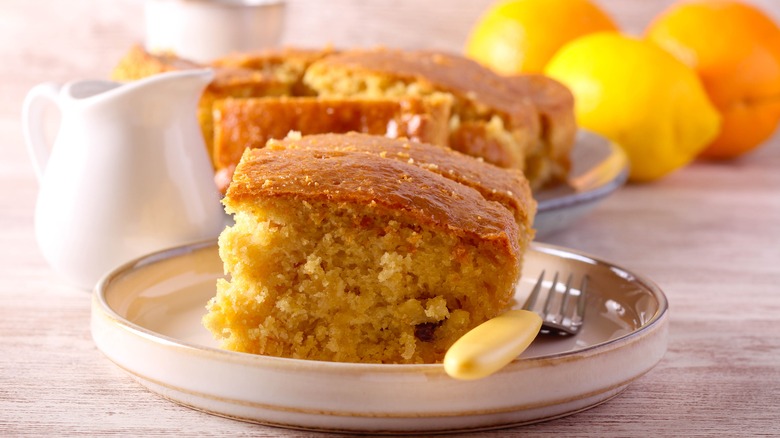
[444,310,543,380]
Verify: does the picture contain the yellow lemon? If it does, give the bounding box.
[465,0,618,74]
[544,33,722,182]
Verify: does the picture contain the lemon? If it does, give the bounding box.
[465,0,618,74]
[545,32,722,182]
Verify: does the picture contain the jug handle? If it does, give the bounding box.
[22,82,61,183]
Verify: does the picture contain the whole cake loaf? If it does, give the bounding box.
[202,133,536,364]
[111,46,575,191]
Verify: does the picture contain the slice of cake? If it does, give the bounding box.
[211,94,452,192]
[202,133,536,364]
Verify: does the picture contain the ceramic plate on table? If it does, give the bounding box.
[534,130,629,238]
[91,240,668,434]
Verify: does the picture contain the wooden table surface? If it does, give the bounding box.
[2,0,779,436]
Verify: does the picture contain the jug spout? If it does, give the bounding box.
[64,69,215,115]
[119,68,214,101]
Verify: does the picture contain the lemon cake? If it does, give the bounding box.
[111,46,575,190]
[202,133,536,364]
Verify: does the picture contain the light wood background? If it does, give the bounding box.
[2,0,780,436]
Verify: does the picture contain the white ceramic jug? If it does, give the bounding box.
[23,69,225,290]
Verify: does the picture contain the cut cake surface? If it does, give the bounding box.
[212,95,452,190]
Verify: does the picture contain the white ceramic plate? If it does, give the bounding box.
[92,240,667,434]
[534,130,629,238]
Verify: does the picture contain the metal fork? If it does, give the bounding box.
[524,270,588,335]
[444,270,588,380]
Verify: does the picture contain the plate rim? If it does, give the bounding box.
[91,239,669,431]
[536,130,629,213]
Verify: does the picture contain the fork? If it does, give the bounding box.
[444,270,588,380]
[526,270,587,336]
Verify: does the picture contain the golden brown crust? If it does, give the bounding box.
[206,68,288,96]
[211,47,336,96]
[211,47,336,71]
[265,132,536,229]
[212,96,451,171]
[227,139,522,259]
[305,49,540,132]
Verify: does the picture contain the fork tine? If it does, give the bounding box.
[522,271,587,335]
[575,275,589,325]
[558,273,574,319]
[542,271,559,316]
[524,270,545,310]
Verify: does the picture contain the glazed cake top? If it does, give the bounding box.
[226,133,534,256]
[265,132,536,227]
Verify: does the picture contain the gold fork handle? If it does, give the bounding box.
[444,310,543,381]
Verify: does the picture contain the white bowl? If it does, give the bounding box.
[92,241,668,433]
